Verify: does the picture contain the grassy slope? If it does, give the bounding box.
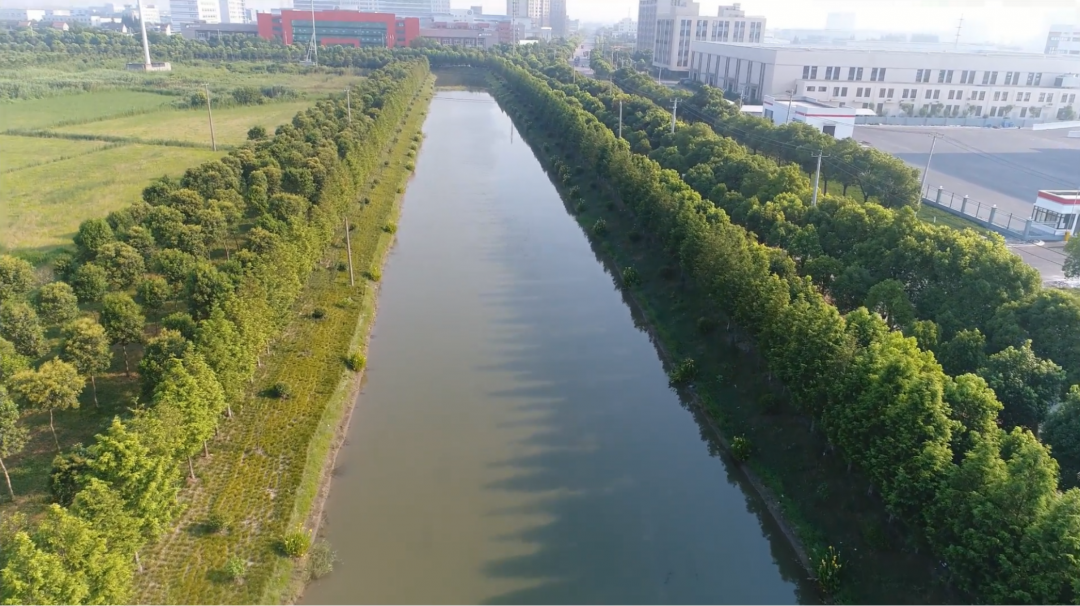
[0,144,221,253]
[0,135,112,172]
[132,77,434,606]
[54,101,314,147]
[492,83,953,604]
[0,90,174,130]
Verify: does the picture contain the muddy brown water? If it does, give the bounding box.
[301,91,812,605]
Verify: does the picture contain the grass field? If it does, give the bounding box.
[55,101,313,147]
[0,143,221,252]
[0,134,112,172]
[0,90,175,130]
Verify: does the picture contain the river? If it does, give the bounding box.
[301,90,810,605]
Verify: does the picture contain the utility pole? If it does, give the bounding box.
[345,87,352,124]
[919,133,939,199]
[619,98,624,139]
[658,66,663,84]
[671,98,678,133]
[785,89,794,124]
[204,84,216,152]
[344,217,355,286]
[811,150,824,206]
[310,0,318,67]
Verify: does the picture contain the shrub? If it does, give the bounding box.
[383,222,398,234]
[574,201,586,214]
[307,539,336,580]
[731,435,752,461]
[405,162,415,171]
[204,511,231,534]
[311,307,327,319]
[337,261,348,271]
[267,382,291,400]
[247,125,267,140]
[591,218,608,237]
[696,317,716,334]
[367,268,382,282]
[345,352,366,372]
[279,530,311,558]
[668,358,697,386]
[816,546,842,596]
[222,556,246,582]
[620,266,640,288]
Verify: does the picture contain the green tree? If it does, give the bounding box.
[195,308,250,418]
[864,279,916,330]
[1064,235,1080,279]
[9,359,84,452]
[0,255,34,303]
[136,276,170,310]
[60,318,112,408]
[138,329,190,401]
[0,387,28,500]
[151,352,226,479]
[0,337,29,385]
[185,262,234,320]
[937,328,988,377]
[70,263,108,303]
[247,125,268,140]
[35,282,79,326]
[979,341,1067,431]
[73,218,115,261]
[100,293,144,376]
[95,242,145,289]
[0,301,47,358]
[69,478,142,569]
[0,529,86,605]
[1044,387,1080,489]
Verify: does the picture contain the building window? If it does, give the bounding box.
[841,86,848,96]
[979,91,986,100]
[925,89,932,99]
[948,90,956,100]
[1048,93,1055,103]
[933,89,940,99]
[917,68,930,82]
[974,106,983,116]
[802,65,810,79]
[1032,107,1042,118]
[833,86,840,96]
[1027,72,1043,86]
[847,67,856,80]
[981,71,990,85]
[870,67,886,81]
[879,88,886,97]
[856,67,863,80]
[1039,92,1046,102]
[993,91,1000,101]
[960,70,975,84]
[990,106,998,117]
[1002,91,1009,102]
[1020,107,1028,117]
[1004,71,1016,85]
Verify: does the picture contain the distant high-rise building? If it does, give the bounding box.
[506,0,548,26]
[636,0,657,53]
[1046,24,1080,55]
[549,0,566,36]
[170,0,220,24]
[300,0,448,15]
[825,12,855,31]
[219,0,244,23]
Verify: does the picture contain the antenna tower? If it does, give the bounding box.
[953,14,963,49]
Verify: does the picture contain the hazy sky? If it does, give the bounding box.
[454,0,1080,44]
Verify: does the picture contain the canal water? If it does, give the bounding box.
[301,90,809,605]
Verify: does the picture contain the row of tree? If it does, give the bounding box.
[484,53,1080,603]
[0,57,430,604]
[561,76,1080,460]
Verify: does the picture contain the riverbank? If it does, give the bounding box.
[132,73,435,605]
[279,76,436,605]
[488,75,952,604]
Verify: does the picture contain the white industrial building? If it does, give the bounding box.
[762,95,856,139]
[1047,25,1080,56]
[688,42,1080,120]
[641,1,764,72]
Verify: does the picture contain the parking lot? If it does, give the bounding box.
[852,125,1080,220]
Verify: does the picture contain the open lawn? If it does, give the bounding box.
[55,100,313,147]
[0,135,113,172]
[0,143,220,253]
[0,90,174,130]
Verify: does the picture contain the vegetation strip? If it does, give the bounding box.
[0,58,431,605]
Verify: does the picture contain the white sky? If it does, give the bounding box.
[454,0,1080,45]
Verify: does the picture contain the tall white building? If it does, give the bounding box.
[1046,25,1080,56]
[170,0,220,23]
[217,0,243,22]
[636,0,657,53]
[507,0,549,26]
[688,41,1080,118]
[301,0,447,14]
[650,1,765,72]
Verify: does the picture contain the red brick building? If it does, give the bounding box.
[256,11,419,48]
